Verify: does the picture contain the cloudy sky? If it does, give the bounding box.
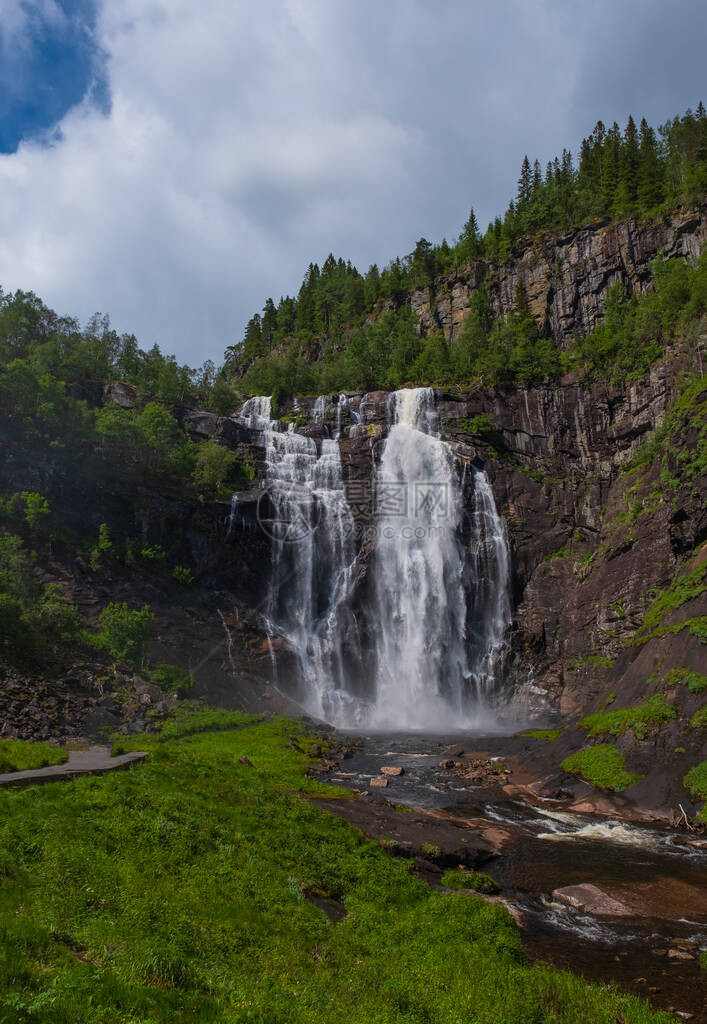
[0,0,705,367]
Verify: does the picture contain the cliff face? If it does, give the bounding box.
[410,206,707,346]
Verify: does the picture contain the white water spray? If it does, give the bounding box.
[237,388,511,729]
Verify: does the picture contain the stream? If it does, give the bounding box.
[329,731,707,1021]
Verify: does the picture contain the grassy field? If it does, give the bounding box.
[0,739,68,774]
[0,712,672,1023]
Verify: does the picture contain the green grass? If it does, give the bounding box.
[561,744,643,792]
[661,667,707,693]
[523,729,562,742]
[579,694,676,740]
[0,739,68,773]
[441,868,500,894]
[683,761,707,822]
[0,711,671,1023]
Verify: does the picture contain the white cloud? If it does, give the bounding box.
[0,0,703,364]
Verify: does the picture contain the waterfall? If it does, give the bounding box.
[237,388,511,730]
[238,395,360,721]
[366,388,509,728]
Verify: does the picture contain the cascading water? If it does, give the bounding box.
[366,388,510,728]
[236,388,511,729]
[238,395,361,722]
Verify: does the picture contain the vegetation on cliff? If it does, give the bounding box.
[0,713,672,1023]
[228,104,706,397]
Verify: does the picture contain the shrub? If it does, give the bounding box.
[97,602,154,668]
[20,491,50,529]
[147,663,194,698]
[191,441,238,497]
[442,867,499,893]
[172,565,194,585]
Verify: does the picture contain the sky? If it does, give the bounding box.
[0,0,705,368]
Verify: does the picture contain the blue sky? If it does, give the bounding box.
[0,1,108,153]
[0,0,705,368]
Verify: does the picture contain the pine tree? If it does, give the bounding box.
[517,155,532,206]
[458,208,482,261]
[261,298,277,351]
[637,118,664,211]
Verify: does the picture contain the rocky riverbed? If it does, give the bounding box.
[310,731,707,1021]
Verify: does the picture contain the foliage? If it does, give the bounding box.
[561,744,643,791]
[691,708,707,728]
[661,668,707,693]
[0,739,67,773]
[171,565,194,585]
[683,761,707,821]
[229,104,707,395]
[20,492,50,529]
[579,694,676,740]
[95,602,154,668]
[524,729,562,741]
[568,250,707,380]
[139,544,166,563]
[0,715,673,1023]
[569,654,616,668]
[0,532,82,660]
[442,867,500,893]
[191,440,239,497]
[639,556,707,634]
[145,663,194,698]
[89,522,112,570]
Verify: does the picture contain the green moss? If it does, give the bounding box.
[683,761,707,821]
[632,615,707,646]
[661,667,707,693]
[690,708,707,728]
[523,729,562,742]
[442,867,500,894]
[568,654,616,669]
[562,744,643,791]
[580,694,676,740]
[639,558,707,634]
[0,739,68,773]
[543,546,574,562]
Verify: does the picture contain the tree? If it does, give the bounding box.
[517,155,532,206]
[97,602,154,668]
[457,208,483,262]
[192,441,238,496]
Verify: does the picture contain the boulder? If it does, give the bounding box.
[552,883,632,917]
[369,776,388,788]
[380,766,404,777]
[441,744,465,758]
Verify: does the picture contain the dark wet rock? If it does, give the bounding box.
[312,796,503,869]
[441,744,465,758]
[668,949,695,961]
[552,883,632,917]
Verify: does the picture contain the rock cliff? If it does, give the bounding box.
[410,206,707,346]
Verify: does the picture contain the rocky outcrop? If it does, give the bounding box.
[411,207,707,347]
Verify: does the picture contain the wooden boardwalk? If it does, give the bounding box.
[0,746,147,788]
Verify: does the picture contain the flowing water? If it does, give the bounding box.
[237,388,511,730]
[331,732,707,1019]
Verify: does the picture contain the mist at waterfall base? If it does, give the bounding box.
[237,389,517,733]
